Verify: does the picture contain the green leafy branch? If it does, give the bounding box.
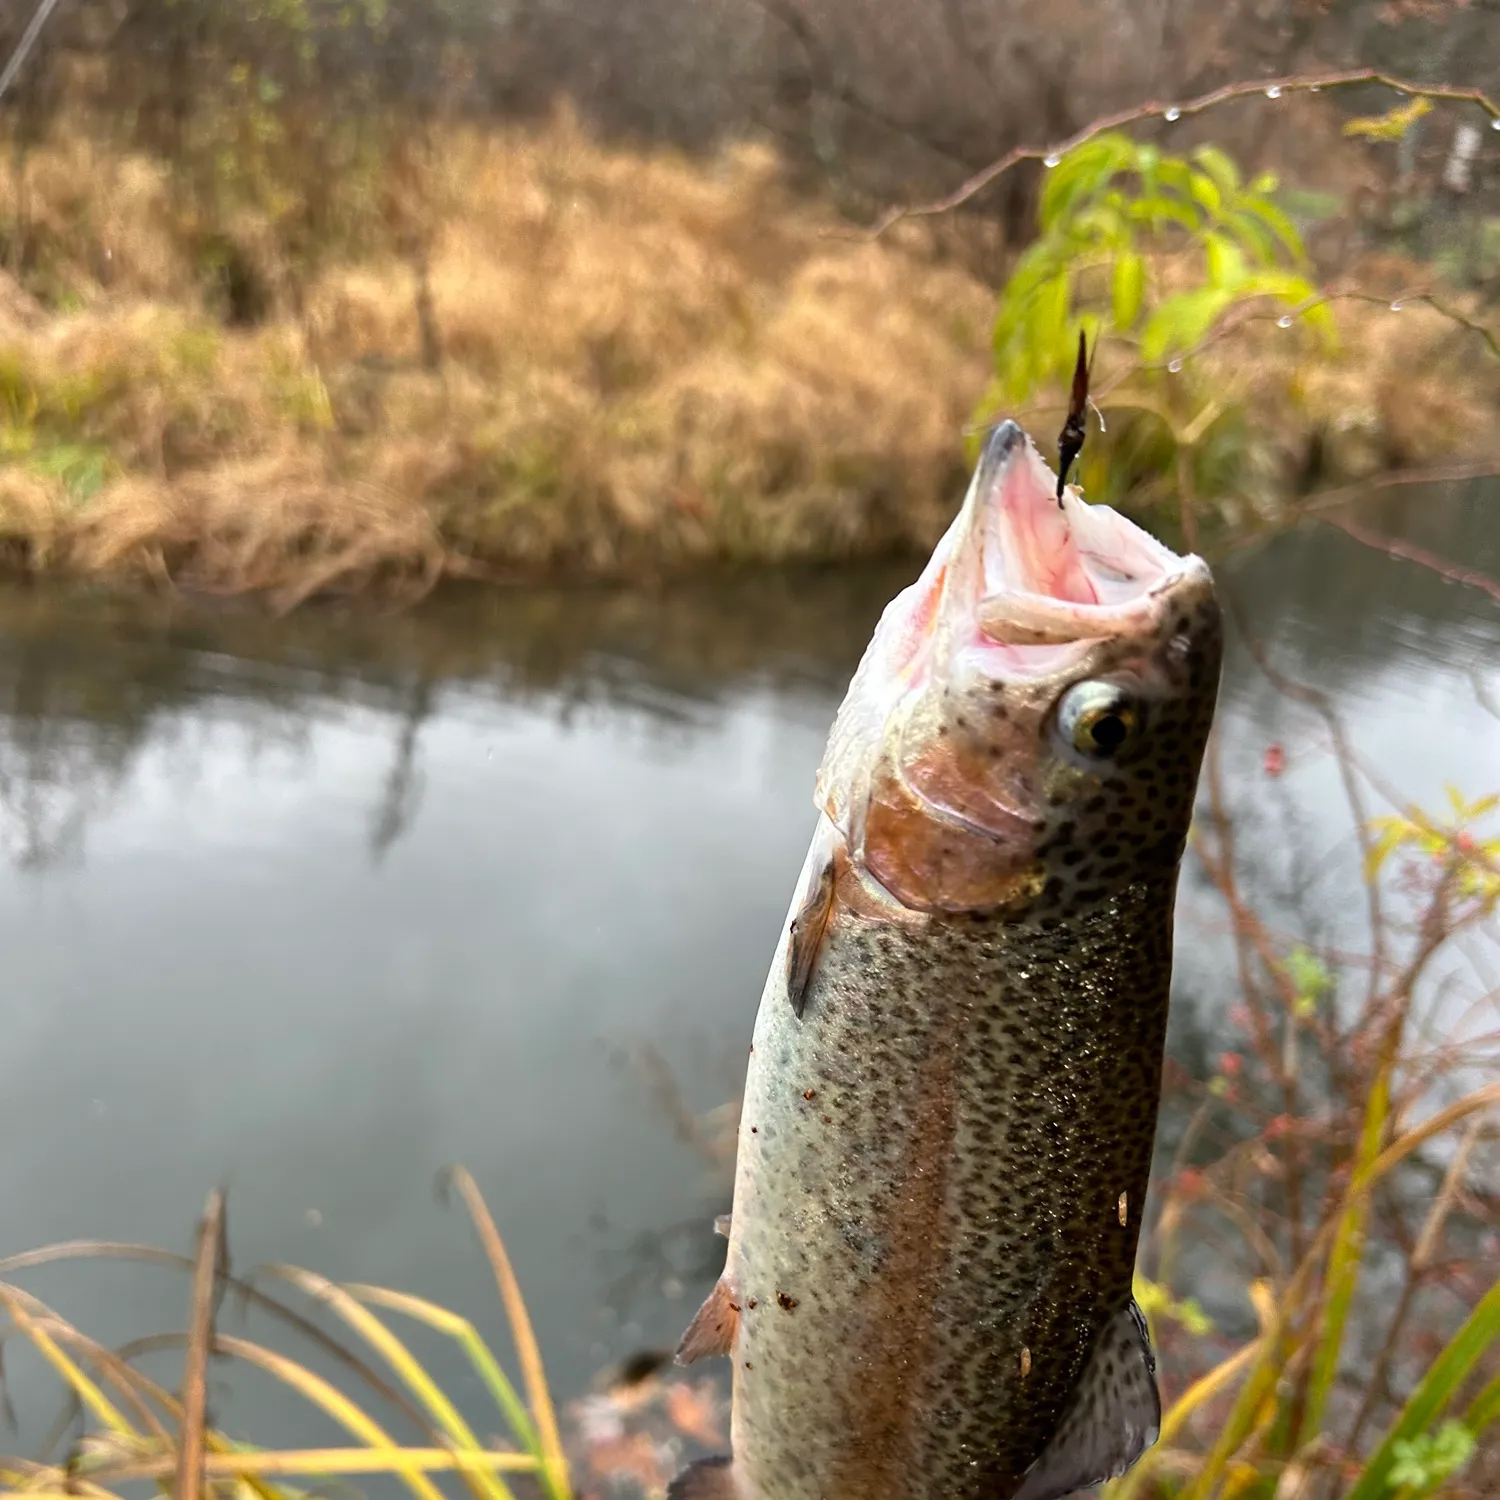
[1135,1273,1215,1339]
[984,132,1331,412]
[1386,1420,1477,1498]
[1366,785,1500,909]
[1284,945,1335,1020]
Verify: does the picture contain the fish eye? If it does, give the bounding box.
[1056,681,1144,760]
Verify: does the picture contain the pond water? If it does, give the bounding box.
[0,478,1496,1455]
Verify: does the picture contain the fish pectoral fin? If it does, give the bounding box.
[714,1213,732,1238]
[674,1277,741,1365]
[1014,1298,1161,1500]
[667,1455,738,1500]
[786,845,837,1018]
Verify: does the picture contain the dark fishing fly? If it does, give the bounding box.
[1056,330,1094,504]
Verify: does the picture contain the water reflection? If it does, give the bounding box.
[0,481,1494,1440]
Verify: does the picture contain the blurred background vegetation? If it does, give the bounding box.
[0,0,1496,599]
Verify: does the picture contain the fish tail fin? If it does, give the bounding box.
[667,1454,738,1500]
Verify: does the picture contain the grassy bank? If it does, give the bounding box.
[0,109,1497,604]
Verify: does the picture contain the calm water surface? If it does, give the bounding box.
[0,480,1496,1448]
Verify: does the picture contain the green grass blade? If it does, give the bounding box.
[1176,1280,1294,1500]
[259,1266,516,1500]
[0,1288,138,1440]
[1462,1370,1500,1433]
[441,1167,571,1500]
[1342,1277,1500,1500]
[214,1333,449,1500]
[1302,1057,1392,1444]
[0,1240,437,1435]
[345,1284,542,1457]
[79,1446,540,1486]
[0,1491,127,1500]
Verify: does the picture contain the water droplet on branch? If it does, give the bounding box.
[1276,315,1294,328]
[1164,106,1181,122]
[1044,153,1061,168]
[1390,301,1404,312]
[1265,85,1283,99]
[1167,359,1184,373]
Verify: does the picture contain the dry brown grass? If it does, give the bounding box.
[0,109,999,600]
[0,107,1494,604]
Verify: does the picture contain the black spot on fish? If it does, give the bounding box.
[776,1291,798,1311]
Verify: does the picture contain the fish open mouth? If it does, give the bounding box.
[813,416,1218,911]
[954,420,1193,656]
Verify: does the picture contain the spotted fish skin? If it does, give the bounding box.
[728,878,1175,1500]
[673,422,1222,1500]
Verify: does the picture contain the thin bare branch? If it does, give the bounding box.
[868,68,1500,235]
[1318,514,1500,606]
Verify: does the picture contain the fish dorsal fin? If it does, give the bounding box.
[1014,1299,1161,1500]
[786,843,837,1018]
[674,1277,740,1365]
[667,1455,738,1500]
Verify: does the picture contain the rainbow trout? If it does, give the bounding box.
[669,420,1222,1500]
